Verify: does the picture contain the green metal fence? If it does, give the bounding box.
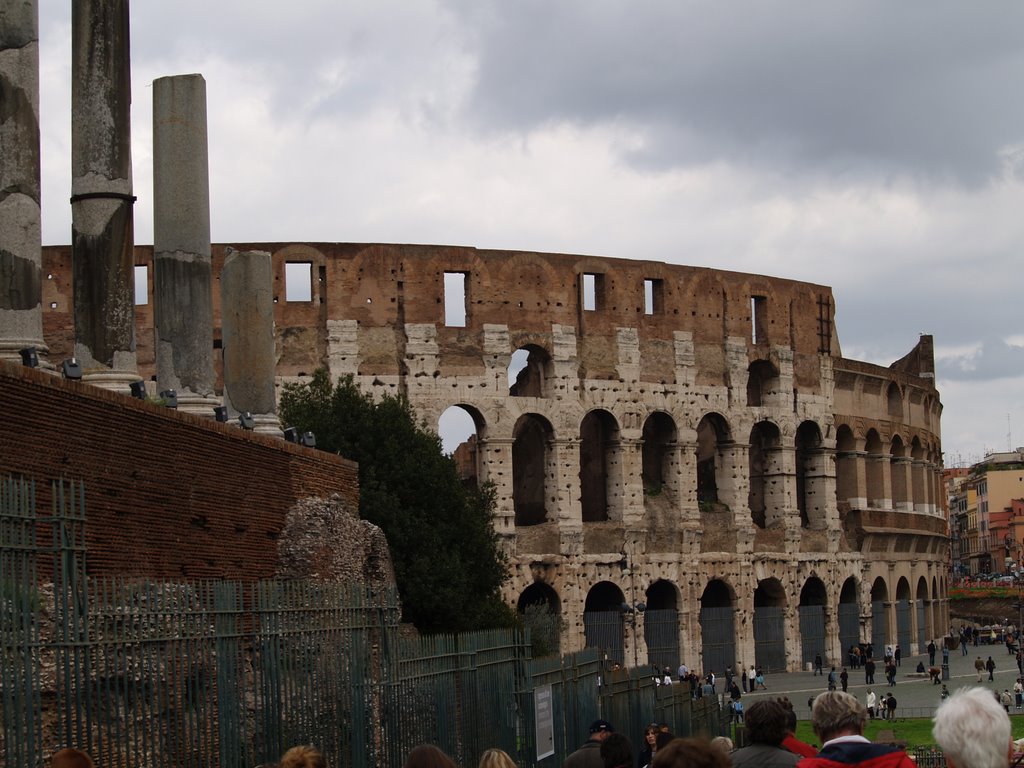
[0,475,718,767]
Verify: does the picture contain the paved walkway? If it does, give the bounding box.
[734,642,1022,719]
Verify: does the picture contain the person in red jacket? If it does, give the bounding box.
[799,691,915,768]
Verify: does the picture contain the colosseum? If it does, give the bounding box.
[36,241,948,673]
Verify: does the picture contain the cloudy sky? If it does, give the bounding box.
[37,1,1023,466]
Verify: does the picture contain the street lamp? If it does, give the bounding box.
[620,600,647,669]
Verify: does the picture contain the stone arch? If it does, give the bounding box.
[890,434,908,509]
[870,577,889,651]
[838,577,861,657]
[865,429,885,508]
[696,413,731,507]
[916,576,931,649]
[835,424,858,511]
[798,577,829,666]
[895,577,912,655]
[580,409,620,522]
[645,579,681,670]
[583,581,627,664]
[438,403,486,487]
[887,382,903,419]
[754,577,788,672]
[699,579,736,676]
[509,343,553,397]
[513,413,554,526]
[749,420,783,528]
[518,582,562,656]
[747,359,779,407]
[796,420,826,529]
[641,411,677,496]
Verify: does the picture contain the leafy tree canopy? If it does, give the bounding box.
[280,370,515,634]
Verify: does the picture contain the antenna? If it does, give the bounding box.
[1009,413,1013,452]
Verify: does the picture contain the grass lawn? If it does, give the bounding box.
[792,715,1024,750]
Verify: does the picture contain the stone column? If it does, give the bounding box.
[480,436,515,536]
[0,0,48,365]
[71,0,139,391]
[220,248,282,436]
[151,74,218,415]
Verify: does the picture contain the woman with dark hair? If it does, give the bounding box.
[639,723,660,767]
[404,744,457,768]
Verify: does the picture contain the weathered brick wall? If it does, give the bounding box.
[0,361,358,580]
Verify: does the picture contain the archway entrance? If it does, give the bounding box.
[754,578,787,672]
[584,582,626,664]
[700,580,735,676]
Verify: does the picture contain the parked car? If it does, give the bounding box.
[994,576,1015,585]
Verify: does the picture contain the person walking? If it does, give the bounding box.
[756,666,767,690]
[975,656,986,682]
[814,653,823,676]
[840,667,849,693]
[748,665,757,692]
[894,645,901,667]
[828,667,837,691]
[864,658,875,685]
[885,693,897,721]
[987,656,997,681]
[1014,678,1023,709]
[928,640,936,666]
[866,690,877,720]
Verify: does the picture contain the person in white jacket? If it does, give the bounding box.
[866,689,877,720]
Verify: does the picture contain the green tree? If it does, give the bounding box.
[280,370,515,633]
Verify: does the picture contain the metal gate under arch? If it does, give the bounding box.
[644,609,680,671]
[896,600,912,655]
[754,606,787,673]
[871,601,888,652]
[916,602,927,649]
[584,611,624,664]
[838,602,860,658]
[799,605,826,666]
[699,606,735,676]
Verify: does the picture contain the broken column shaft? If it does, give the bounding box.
[152,74,217,415]
[0,0,48,365]
[70,0,139,390]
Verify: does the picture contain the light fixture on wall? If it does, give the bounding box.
[239,411,255,430]
[213,405,228,422]
[300,432,316,448]
[129,380,147,399]
[19,347,38,367]
[61,358,82,380]
[159,389,177,408]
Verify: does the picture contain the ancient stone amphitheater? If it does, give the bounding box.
[40,241,948,673]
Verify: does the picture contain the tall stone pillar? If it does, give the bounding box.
[220,248,282,436]
[480,436,515,535]
[152,74,218,415]
[71,0,139,390]
[0,0,48,365]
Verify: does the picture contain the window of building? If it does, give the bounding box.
[644,278,663,315]
[285,262,313,302]
[582,273,604,312]
[443,272,468,327]
[134,265,148,305]
[751,296,767,343]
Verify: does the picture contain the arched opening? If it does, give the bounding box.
[895,577,912,655]
[584,581,627,664]
[749,421,782,528]
[641,412,677,496]
[870,578,889,652]
[915,577,930,651]
[865,430,885,508]
[890,435,908,509]
[438,404,485,488]
[580,410,619,522]
[508,345,552,397]
[696,414,731,508]
[798,577,828,666]
[513,414,553,526]
[754,578,787,672]
[518,582,562,658]
[747,360,780,407]
[887,382,902,419]
[796,421,825,529]
[838,577,860,657]
[911,437,926,511]
[835,425,858,511]
[699,580,735,676]
[644,579,680,670]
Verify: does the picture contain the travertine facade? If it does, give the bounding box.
[38,241,947,672]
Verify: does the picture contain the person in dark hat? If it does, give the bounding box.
[564,719,614,768]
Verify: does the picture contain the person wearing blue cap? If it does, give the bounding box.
[563,719,614,768]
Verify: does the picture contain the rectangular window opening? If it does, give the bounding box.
[644,278,663,315]
[285,262,313,302]
[134,265,148,305]
[582,273,604,312]
[444,272,467,327]
[751,295,767,343]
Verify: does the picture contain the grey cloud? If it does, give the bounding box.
[451,1,1024,183]
[937,337,1024,382]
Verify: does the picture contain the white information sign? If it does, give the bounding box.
[534,684,555,761]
